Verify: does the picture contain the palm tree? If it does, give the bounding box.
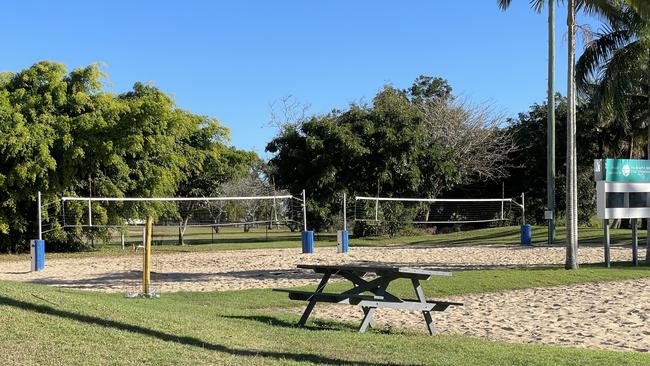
[576,4,649,159]
[570,1,648,269]
[499,0,650,269]
[566,0,579,269]
[576,3,649,257]
[498,0,557,246]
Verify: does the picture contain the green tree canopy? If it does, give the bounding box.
[266,77,514,232]
[0,61,254,252]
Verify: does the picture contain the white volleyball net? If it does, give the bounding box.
[40,194,305,244]
[353,196,525,224]
[37,193,307,295]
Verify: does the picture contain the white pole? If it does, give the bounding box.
[521,192,526,225]
[37,191,42,240]
[272,192,278,224]
[302,189,307,231]
[374,198,379,221]
[88,199,92,227]
[343,192,347,231]
[501,183,504,220]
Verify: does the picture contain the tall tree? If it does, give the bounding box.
[568,0,650,268]
[576,3,649,232]
[267,77,514,232]
[576,3,649,158]
[498,0,557,246]
[499,0,650,269]
[566,0,579,269]
[0,62,239,252]
[176,147,259,244]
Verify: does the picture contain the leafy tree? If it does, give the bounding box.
[500,96,600,227]
[576,3,650,159]
[499,0,650,269]
[0,62,243,252]
[176,148,260,244]
[0,62,77,252]
[266,77,514,233]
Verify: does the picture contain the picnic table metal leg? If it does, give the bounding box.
[357,276,391,332]
[359,306,376,333]
[412,278,436,335]
[298,272,331,327]
[364,307,376,327]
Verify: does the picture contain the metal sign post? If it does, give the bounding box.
[595,158,650,267]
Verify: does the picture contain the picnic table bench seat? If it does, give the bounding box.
[274,288,462,312]
[349,297,463,312]
[296,264,452,279]
[273,289,377,303]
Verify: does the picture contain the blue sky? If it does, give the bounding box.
[2,1,600,158]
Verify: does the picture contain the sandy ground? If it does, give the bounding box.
[288,278,650,353]
[1,244,649,352]
[0,244,646,293]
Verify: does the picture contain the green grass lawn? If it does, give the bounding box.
[3,262,650,365]
[3,236,650,365]
[353,225,646,247]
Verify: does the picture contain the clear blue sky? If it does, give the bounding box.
[2,1,599,158]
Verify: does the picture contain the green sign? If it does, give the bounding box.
[605,159,650,182]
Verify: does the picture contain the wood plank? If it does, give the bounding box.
[412,278,435,335]
[296,264,452,278]
[348,296,463,311]
[298,272,331,326]
[274,289,381,304]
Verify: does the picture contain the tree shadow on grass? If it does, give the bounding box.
[580,260,649,269]
[0,295,422,366]
[26,268,323,290]
[223,314,413,336]
[222,314,356,332]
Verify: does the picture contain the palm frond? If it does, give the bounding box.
[576,29,638,90]
[497,0,513,11]
[594,40,647,126]
[497,0,546,13]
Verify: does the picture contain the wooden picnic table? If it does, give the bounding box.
[273,264,463,335]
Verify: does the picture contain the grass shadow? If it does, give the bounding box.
[222,314,357,332]
[223,314,413,336]
[0,295,421,366]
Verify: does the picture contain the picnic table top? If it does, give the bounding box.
[297,264,452,278]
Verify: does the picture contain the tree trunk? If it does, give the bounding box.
[547,0,556,245]
[647,55,650,260]
[178,217,189,245]
[565,0,579,270]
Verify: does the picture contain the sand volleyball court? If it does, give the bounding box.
[1,244,649,352]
